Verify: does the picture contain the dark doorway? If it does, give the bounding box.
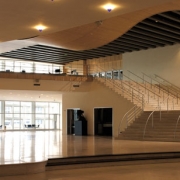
[67,109,79,135]
[94,108,112,136]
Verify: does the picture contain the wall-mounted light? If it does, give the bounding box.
[34,25,47,32]
[103,3,116,12]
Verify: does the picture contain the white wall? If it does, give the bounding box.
[62,81,134,137]
[123,44,180,86]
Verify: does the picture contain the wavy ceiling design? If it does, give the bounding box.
[0,10,180,64]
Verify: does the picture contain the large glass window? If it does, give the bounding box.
[0,102,1,127]
[21,102,32,129]
[0,101,60,130]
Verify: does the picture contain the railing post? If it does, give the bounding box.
[152,113,154,128]
[163,91,164,101]
[132,90,133,102]
[134,106,136,120]
[177,93,178,104]
[113,78,115,90]
[158,97,159,108]
[173,99,174,110]
[148,91,149,103]
[126,115,128,128]
[151,78,152,88]
[160,105,161,121]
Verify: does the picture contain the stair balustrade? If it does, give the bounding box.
[154,74,180,103]
[127,70,179,110]
[118,105,142,134]
[143,106,161,139]
[142,72,178,103]
[174,115,180,139]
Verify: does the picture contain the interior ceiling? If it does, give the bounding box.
[0,10,180,64]
[0,0,173,43]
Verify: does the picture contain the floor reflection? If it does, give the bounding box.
[0,130,180,165]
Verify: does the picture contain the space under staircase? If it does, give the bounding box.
[94,70,180,141]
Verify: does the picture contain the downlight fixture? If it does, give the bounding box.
[103,3,116,12]
[35,25,47,32]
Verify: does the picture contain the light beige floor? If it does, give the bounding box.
[1,130,180,165]
[1,130,180,179]
[1,162,180,180]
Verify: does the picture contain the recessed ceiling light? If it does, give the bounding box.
[34,25,47,32]
[103,3,116,12]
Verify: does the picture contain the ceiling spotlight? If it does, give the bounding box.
[103,4,116,12]
[35,25,47,32]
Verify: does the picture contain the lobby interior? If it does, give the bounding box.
[1,0,180,179]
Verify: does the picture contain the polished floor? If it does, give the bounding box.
[1,130,180,165]
[1,130,180,179]
[1,162,180,180]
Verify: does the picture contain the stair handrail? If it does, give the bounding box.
[95,77,142,99]
[143,105,162,138]
[118,105,142,134]
[142,72,177,100]
[96,75,162,111]
[95,69,160,100]
[109,78,145,107]
[128,70,152,85]
[113,79,144,98]
[128,70,169,101]
[154,74,180,102]
[105,77,144,100]
[123,73,161,100]
[154,74,180,92]
[143,111,155,139]
[97,77,145,109]
[174,115,180,139]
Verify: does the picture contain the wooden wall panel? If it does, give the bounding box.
[86,54,122,74]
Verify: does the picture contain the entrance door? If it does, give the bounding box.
[94,108,112,136]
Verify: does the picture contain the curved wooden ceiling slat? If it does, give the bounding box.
[30,0,180,50]
[1,7,180,64]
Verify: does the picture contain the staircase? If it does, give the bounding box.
[95,76,180,111]
[118,111,180,142]
[94,71,180,142]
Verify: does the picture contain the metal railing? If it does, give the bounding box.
[154,74,180,102]
[174,115,180,139]
[142,72,178,102]
[123,73,161,103]
[143,106,161,139]
[128,70,179,110]
[128,71,173,101]
[97,77,145,109]
[118,105,142,134]
[143,111,155,139]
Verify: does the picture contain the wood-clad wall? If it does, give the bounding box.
[64,60,85,75]
[63,54,122,75]
[86,54,122,74]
